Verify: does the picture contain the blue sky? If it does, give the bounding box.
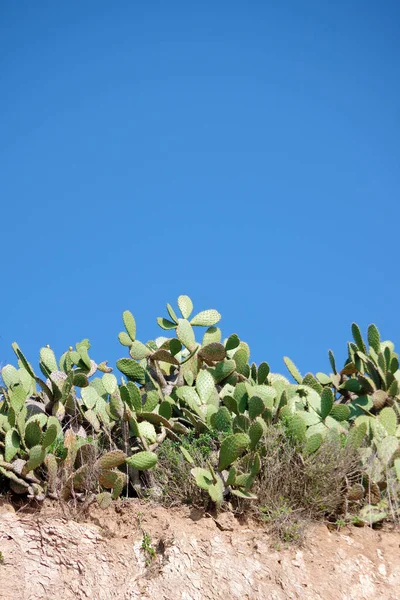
[1,1,399,379]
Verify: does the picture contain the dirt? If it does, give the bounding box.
[0,499,399,600]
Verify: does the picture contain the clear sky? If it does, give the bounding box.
[1,1,399,379]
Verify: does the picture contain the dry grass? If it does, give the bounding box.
[150,434,218,509]
[245,427,361,544]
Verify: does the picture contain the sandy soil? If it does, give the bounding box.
[0,499,399,600]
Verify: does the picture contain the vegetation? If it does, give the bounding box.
[1,295,399,540]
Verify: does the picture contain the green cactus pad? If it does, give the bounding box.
[377,436,399,464]
[122,310,136,341]
[257,362,270,385]
[195,370,215,404]
[129,415,140,437]
[235,473,255,490]
[12,343,35,378]
[351,323,367,353]
[202,327,222,346]
[190,309,221,327]
[283,357,302,384]
[248,396,265,419]
[234,348,250,376]
[1,364,20,388]
[287,414,307,442]
[367,324,381,354]
[157,317,177,330]
[9,386,27,413]
[177,295,194,319]
[102,373,118,395]
[222,395,239,416]
[129,340,152,360]
[122,382,142,412]
[118,332,133,347]
[5,428,20,462]
[24,445,46,472]
[25,421,43,448]
[39,347,58,375]
[379,407,397,436]
[210,407,233,432]
[116,359,146,383]
[176,319,197,351]
[42,424,58,449]
[111,473,127,499]
[126,451,158,470]
[330,404,351,422]
[250,452,261,476]
[225,334,240,352]
[305,433,323,455]
[233,414,250,434]
[218,433,250,470]
[249,385,276,408]
[198,343,226,365]
[138,421,157,443]
[84,409,101,431]
[165,302,179,323]
[190,467,213,490]
[359,504,387,525]
[249,419,264,450]
[97,450,127,470]
[234,382,249,413]
[208,478,224,506]
[72,373,89,388]
[231,489,257,500]
[210,359,236,384]
[81,386,100,409]
[159,400,173,420]
[109,391,123,420]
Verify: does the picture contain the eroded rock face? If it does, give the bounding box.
[0,502,399,600]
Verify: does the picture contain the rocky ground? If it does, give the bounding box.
[0,499,399,600]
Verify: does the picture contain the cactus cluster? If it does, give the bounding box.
[1,296,399,524]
